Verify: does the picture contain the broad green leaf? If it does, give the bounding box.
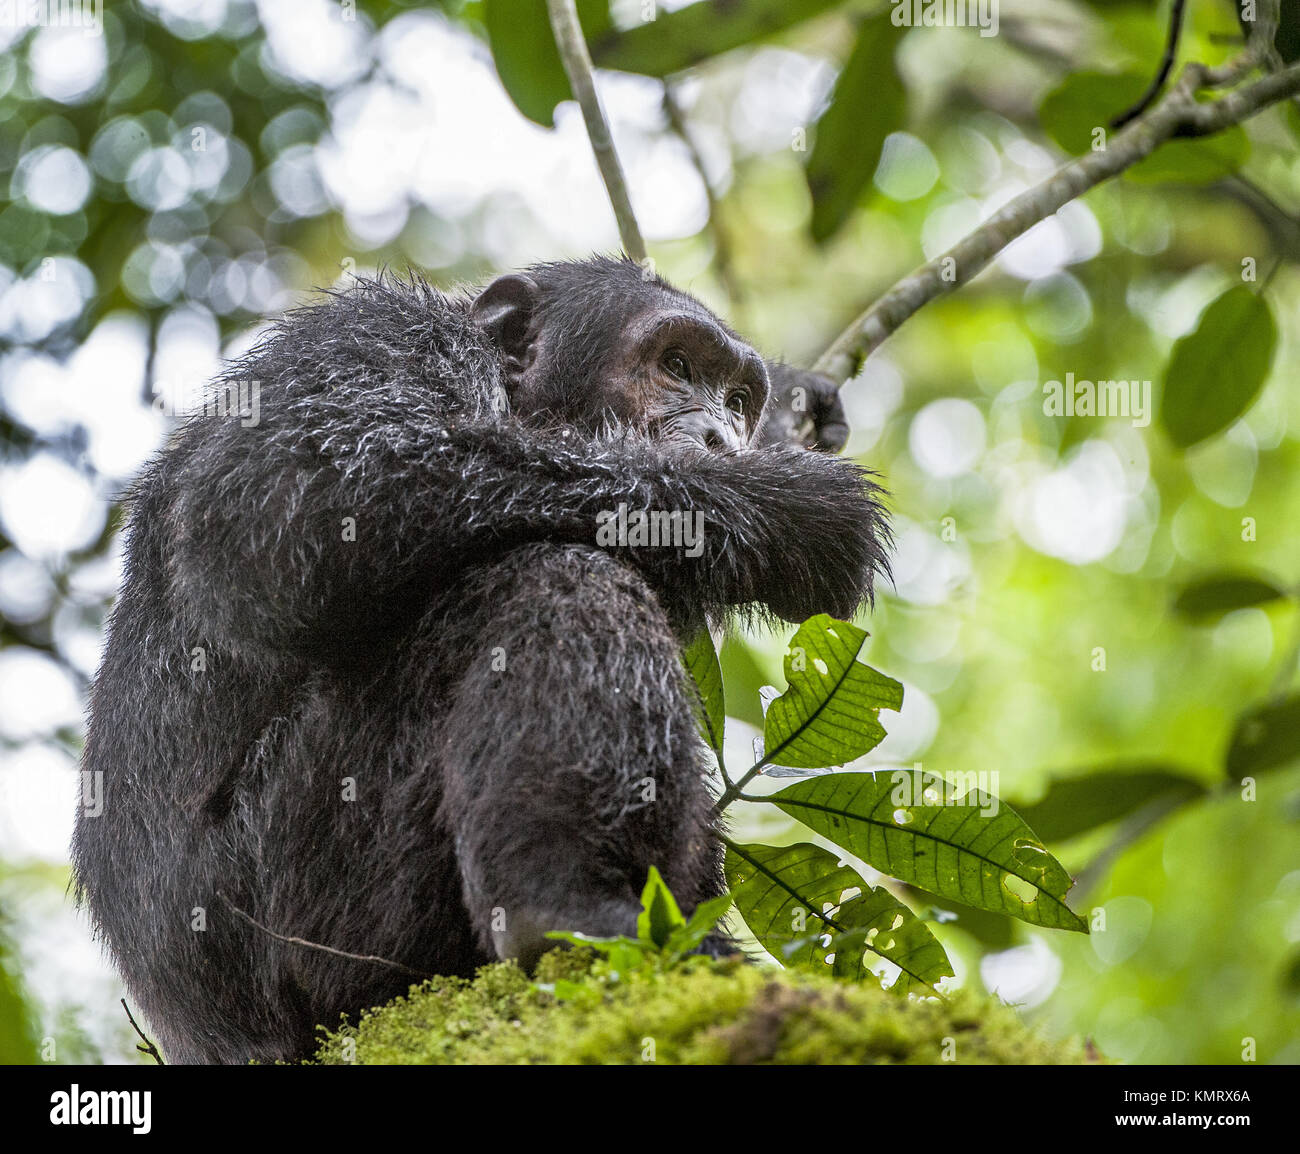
[772,772,1089,932]
[1226,695,1300,781]
[484,0,612,128]
[823,890,953,994]
[1173,575,1288,621]
[1015,765,1205,842]
[718,635,770,727]
[807,15,907,243]
[727,840,870,967]
[725,841,951,992]
[763,614,903,769]
[637,865,685,948]
[664,892,735,958]
[591,0,841,76]
[1038,72,1248,185]
[682,629,725,760]
[1160,287,1278,448]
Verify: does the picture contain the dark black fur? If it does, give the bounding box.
[72,256,889,1063]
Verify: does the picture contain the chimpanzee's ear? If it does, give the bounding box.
[470,274,540,368]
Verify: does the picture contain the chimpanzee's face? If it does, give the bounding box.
[599,290,769,452]
[470,261,770,452]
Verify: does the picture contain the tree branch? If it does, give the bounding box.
[814,18,1298,383]
[547,0,647,263]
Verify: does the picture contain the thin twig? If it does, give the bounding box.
[547,0,647,263]
[814,51,1300,383]
[713,755,772,816]
[218,892,435,980]
[120,999,165,1066]
[1111,0,1188,128]
[662,83,745,311]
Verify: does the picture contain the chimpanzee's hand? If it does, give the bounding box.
[757,363,849,454]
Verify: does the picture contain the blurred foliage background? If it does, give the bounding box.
[0,0,1297,1064]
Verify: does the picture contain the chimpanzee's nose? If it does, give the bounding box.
[676,411,743,453]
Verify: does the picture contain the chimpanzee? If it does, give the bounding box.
[72,255,889,1064]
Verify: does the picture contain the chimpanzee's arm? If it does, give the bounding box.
[159,381,888,654]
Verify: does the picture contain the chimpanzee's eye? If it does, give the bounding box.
[726,392,747,417]
[663,349,692,382]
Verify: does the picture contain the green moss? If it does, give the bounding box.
[312,951,1093,1065]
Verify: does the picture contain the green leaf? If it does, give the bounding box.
[1173,575,1289,621]
[484,0,612,128]
[1014,765,1205,842]
[763,614,903,770]
[1038,72,1248,185]
[806,15,907,243]
[545,930,648,972]
[1226,695,1300,781]
[637,865,685,948]
[682,629,725,760]
[1160,286,1278,448]
[726,841,951,992]
[823,890,953,994]
[771,771,1089,932]
[727,840,867,967]
[591,0,841,76]
[664,892,735,958]
[718,635,770,728]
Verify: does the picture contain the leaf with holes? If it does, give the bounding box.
[726,841,951,992]
[762,615,902,770]
[772,772,1088,932]
[1161,286,1277,448]
[682,629,725,761]
[824,890,952,994]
